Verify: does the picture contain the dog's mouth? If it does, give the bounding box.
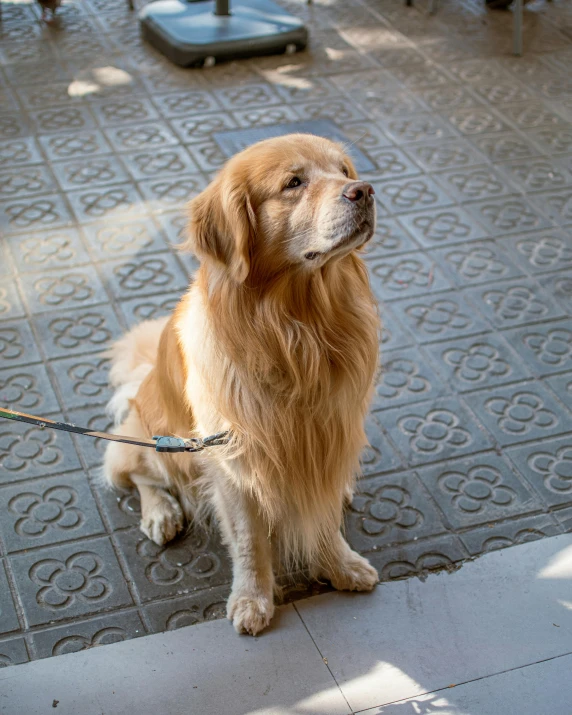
[304,220,374,261]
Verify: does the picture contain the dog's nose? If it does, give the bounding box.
[342,181,375,204]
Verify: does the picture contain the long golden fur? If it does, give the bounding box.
[104,134,381,635]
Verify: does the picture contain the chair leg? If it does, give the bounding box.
[429,0,438,13]
[406,0,413,6]
[513,0,523,56]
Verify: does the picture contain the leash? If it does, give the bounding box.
[0,407,230,454]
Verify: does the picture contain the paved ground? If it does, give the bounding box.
[1,0,572,667]
[2,534,571,714]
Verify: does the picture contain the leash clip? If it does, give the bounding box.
[152,431,230,453]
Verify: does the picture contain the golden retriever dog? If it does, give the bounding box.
[103,134,380,635]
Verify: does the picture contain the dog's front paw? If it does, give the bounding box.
[140,492,184,546]
[329,551,378,592]
[227,592,275,636]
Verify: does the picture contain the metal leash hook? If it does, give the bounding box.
[0,407,230,454]
[153,432,231,453]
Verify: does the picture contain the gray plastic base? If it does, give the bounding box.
[139,0,308,67]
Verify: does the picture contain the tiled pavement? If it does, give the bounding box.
[1,0,572,667]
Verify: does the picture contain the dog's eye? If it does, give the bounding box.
[341,166,349,177]
[285,176,302,189]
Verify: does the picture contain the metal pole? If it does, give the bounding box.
[215,0,230,15]
[513,0,523,56]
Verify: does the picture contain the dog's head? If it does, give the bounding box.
[185,134,376,283]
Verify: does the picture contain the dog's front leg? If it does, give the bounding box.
[314,531,378,592]
[213,483,275,636]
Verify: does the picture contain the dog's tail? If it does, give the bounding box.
[105,316,169,426]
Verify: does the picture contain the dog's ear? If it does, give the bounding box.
[184,174,255,284]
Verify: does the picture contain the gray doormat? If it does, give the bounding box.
[213,119,375,173]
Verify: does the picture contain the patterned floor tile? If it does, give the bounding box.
[405,138,488,171]
[7,228,91,273]
[18,266,108,315]
[155,90,221,119]
[431,241,524,287]
[94,482,141,532]
[100,253,189,301]
[0,194,74,235]
[113,527,232,603]
[360,412,403,477]
[120,147,199,181]
[363,217,421,260]
[537,271,572,314]
[545,372,572,412]
[398,206,488,248]
[381,397,492,466]
[9,537,132,627]
[465,278,566,330]
[346,471,448,553]
[0,165,56,200]
[417,453,539,529]
[0,638,28,667]
[467,381,572,447]
[366,147,422,181]
[378,113,457,145]
[32,305,123,359]
[0,416,82,485]
[507,435,572,508]
[501,230,572,276]
[466,195,551,237]
[143,586,229,634]
[433,165,516,202]
[30,611,146,660]
[67,183,146,223]
[367,534,467,582]
[50,353,112,410]
[372,176,454,215]
[502,320,572,377]
[391,292,490,344]
[471,132,541,163]
[117,291,182,329]
[0,282,26,323]
[103,122,181,153]
[28,106,96,136]
[0,365,61,416]
[38,129,113,163]
[137,174,206,213]
[0,138,44,169]
[370,252,452,302]
[460,514,562,556]
[0,472,105,553]
[81,217,169,260]
[51,155,131,192]
[90,98,159,127]
[497,158,572,193]
[530,189,572,226]
[0,320,42,370]
[371,346,448,411]
[424,332,531,393]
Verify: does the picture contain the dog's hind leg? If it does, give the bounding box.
[213,481,275,636]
